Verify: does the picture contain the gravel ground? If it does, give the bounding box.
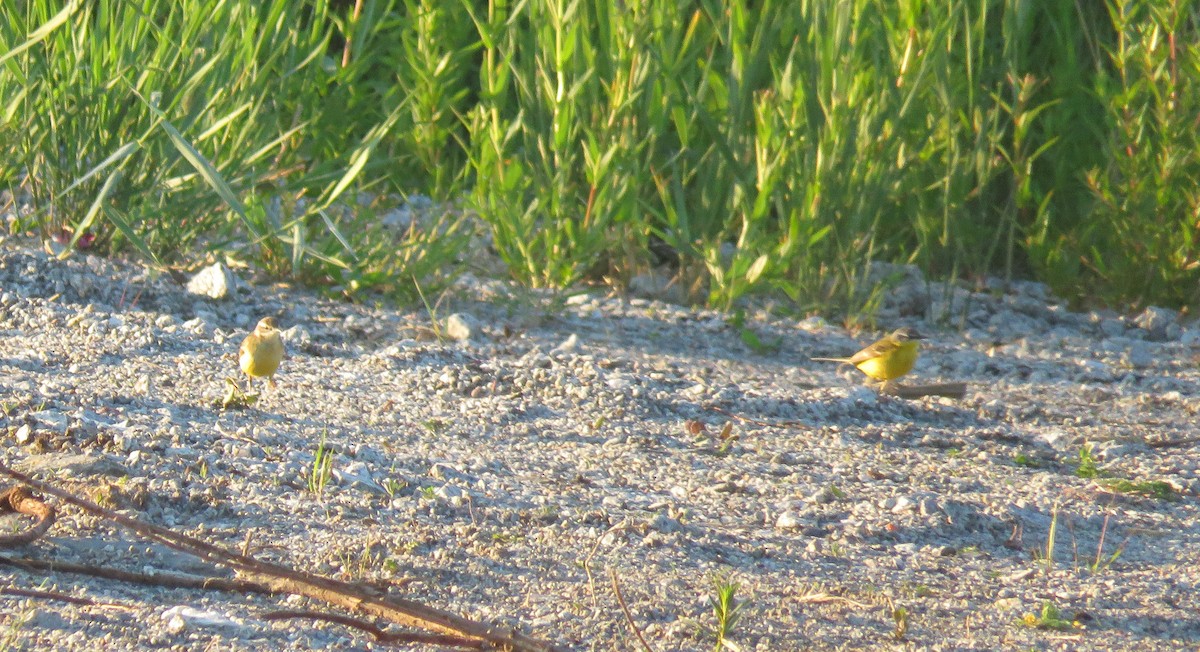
[0,238,1197,651]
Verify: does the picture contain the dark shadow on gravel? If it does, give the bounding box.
[1085,614,1200,644]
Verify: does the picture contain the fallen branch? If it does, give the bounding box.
[879,381,968,400]
[0,486,56,547]
[261,610,486,648]
[0,462,564,652]
[0,585,128,609]
[0,558,482,649]
[0,555,273,595]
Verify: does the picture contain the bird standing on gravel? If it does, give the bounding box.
[239,317,284,390]
[812,327,924,384]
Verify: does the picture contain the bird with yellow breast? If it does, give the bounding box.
[811,327,924,385]
[239,317,284,391]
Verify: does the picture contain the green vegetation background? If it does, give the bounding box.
[2,0,1198,318]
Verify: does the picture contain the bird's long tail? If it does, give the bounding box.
[811,357,853,364]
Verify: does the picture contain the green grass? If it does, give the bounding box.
[1012,452,1044,468]
[1075,444,1103,479]
[1075,444,1176,500]
[1087,513,1124,574]
[1042,503,1060,573]
[2,1,1199,314]
[1098,478,1176,501]
[891,604,909,641]
[308,430,334,496]
[1036,506,1134,577]
[0,605,35,651]
[704,574,746,652]
[728,309,783,354]
[1020,601,1077,631]
[0,0,461,301]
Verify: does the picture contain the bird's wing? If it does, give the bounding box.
[846,337,901,365]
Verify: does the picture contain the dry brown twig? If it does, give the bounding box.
[609,567,655,652]
[0,486,56,547]
[0,559,483,647]
[0,585,132,610]
[583,519,630,611]
[0,555,274,595]
[0,461,564,652]
[261,610,486,648]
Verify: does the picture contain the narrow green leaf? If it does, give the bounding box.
[57,142,140,198]
[319,109,402,209]
[131,87,257,238]
[317,208,357,260]
[103,205,162,267]
[0,0,83,67]
[60,169,121,260]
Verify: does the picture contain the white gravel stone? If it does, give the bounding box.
[1133,305,1177,341]
[551,333,578,354]
[186,262,236,300]
[444,312,476,341]
[775,511,801,530]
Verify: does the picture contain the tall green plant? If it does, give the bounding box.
[1017,1,1109,293]
[1082,0,1200,307]
[466,0,657,288]
[0,0,461,298]
[6,0,1200,315]
[464,0,924,310]
[1,1,329,254]
[377,0,476,197]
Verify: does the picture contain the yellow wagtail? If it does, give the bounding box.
[239,317,284,390]
[811,327,924,383]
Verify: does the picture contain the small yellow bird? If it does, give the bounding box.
[239,317,284,390]
[812,327,924,383]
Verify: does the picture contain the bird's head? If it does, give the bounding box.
[890,327,925,342]
[257,317,280,332]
